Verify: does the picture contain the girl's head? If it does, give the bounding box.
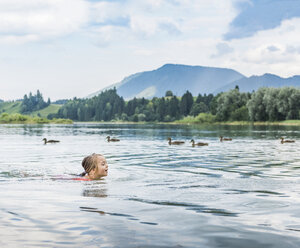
[81,153,108,180]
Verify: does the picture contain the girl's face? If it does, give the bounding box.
[89,155,108,180]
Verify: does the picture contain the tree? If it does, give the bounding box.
[247,88,268,121]
[190,102,208,116]
[247,87,300,121]
[167,96,180,119]
[263,88,280,121]
[230,106,249,121]
[180,91,193,116]
[20,90,50,113]
[277,87,300,120]
[157,98,166,121]
[215,88,250,121]
[165,90,173,97]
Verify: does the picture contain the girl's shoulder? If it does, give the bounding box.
[72,177,91,181]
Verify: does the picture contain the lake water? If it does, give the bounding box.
[0,123,300,248]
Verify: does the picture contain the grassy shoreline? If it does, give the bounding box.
[2,119,300,126]
[0,113,73,124]
[1,112,299,126]
[173,114,300,126]
[71,120,300,126]
[174,120,300,126]
[212,120,300,126]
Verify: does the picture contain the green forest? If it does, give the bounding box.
[1,86,299,124]
[21,90,51,114]
[48,86,300,123]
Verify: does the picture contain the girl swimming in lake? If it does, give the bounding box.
[77,153,108,180]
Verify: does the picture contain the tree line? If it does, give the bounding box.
[49,86,300,122]
[21,90,50,114]
[49,88,213,122]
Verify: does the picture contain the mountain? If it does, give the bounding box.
[215,73,300,93]
[89,64,300,99]
[89,64,245,99]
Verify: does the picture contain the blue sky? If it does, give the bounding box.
[225,0,300,39]
[0,0,300,100]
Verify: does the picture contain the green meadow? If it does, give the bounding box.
[0,112,72,124]
[0,102,72,124]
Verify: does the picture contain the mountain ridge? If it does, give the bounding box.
[216,73,300,93]
[89,64,300,99]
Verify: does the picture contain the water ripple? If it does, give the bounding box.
[1,124,300,247]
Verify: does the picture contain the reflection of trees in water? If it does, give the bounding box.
[82,186,107,198]
[21,125,45,136]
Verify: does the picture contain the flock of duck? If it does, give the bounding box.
[42,136,296,145]
[168,136,231,147]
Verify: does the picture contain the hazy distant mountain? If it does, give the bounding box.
[215,73,300,93]
[89,64,245,99]
[89,64,300,99]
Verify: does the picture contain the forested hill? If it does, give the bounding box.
[88,64,245,99]
[0,90,61,119]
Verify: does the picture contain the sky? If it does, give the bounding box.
[1,0,300,101]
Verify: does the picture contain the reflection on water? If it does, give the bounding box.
[0,123,300,248]
[82,184,108,198]
[80,206,159,226]
[127,198,238,217]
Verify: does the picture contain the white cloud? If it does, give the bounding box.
[211,42,234,58]
[144,0,163,8]
[218,17,300,76]
[0,0,89,43]
[0,34,39,44]
[0,0,237,44]
[90,25,128,47]
[129,15,159,37]
[90,1,127,24]
[133,49,154,56]
[267,45,280,52]
[1,0,300,100]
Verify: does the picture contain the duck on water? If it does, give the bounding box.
[167,137,185,145]
[280,137,295,144]
[106,136,120,142]
[43,138,60,144]
[190,139,208,147]
[219,136,232,142]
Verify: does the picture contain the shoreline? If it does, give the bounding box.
[1,120,300,126]
[71,120,300,126]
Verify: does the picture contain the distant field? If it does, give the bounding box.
[0,102,61,118]
[280,120,300,124]
[30,104,62,118]
[0,101,22,114]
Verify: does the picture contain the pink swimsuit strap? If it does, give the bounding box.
[72,177,91,181]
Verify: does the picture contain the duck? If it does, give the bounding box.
[42,138,60,144]
[106,136,120,142]
[219,136,232,142]
[167,137,185,145]
[190,139,208,147]
[280,137,295,144]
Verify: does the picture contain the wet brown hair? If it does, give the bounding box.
[80,153,102,177]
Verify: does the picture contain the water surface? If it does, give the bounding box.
[0,123,300,247]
